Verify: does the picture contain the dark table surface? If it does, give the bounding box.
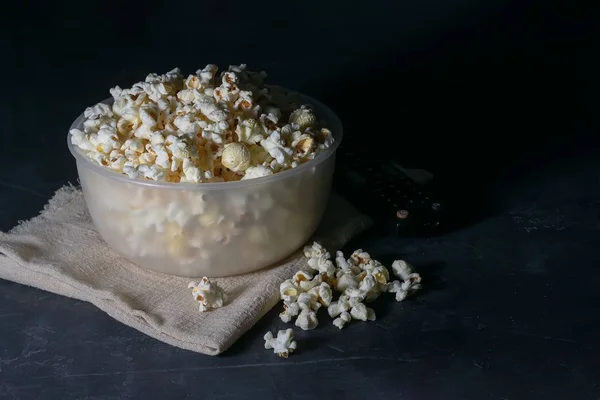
[2,0,599,398]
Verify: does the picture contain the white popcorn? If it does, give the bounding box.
[84,103,113,119]
[366,308,376,321]
[138,164,164,181]
[70,129,94,151]
[221,142,251,172]
[261,132,293,166]
[327,296,351,318]
[386,276,422,302]
[123,165,140,179]
[350,303,370,322]
[173,114,197,134]
[391,260,421,283]
[182,159,202,183]
[198,64,218,84]
[295,308,318,330]
[349,249,372,268]
[316,282,333,306]
[335,273,359,293]
[188,277,227,312]
[289,106,317,130]
[304,242,328,259]
[138,152,156,165]
[318,128,335,149]
[343,288,367,307]
[264,329,297,358]
[279,301,301,323]
[139,105,159,127]
[333,311,352,329]
[359,274,377,294]
[297,291,320,311]
[275,243,423,351]
[241,165,273,180]
[280,279,300,303]
[71,66,334,184]
[185,74,201,90]
[386,280,406,301]
[292,270,321,291]
[292,270,313,285]
[334,250,351,270]
[177,89,196,105]
[235,118,263,144]
[122,138,144,154]
[307,255,335,278]
[371,265,390,284]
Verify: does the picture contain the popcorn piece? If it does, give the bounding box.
[279,301,301,323]
[84,103,113,119]
[335,250,352,271]
[297,272,321,291]
[292,270,313,286]
[333,311,352,329]
[295,308,318,330]
[188,277,227,312]
[307,255,335,277]
[241,165,273,180]
[319,272,337,288]
[264,329,297,358]
[371,265,390,284]
[335,273,358,293]
[359,274,377,293]
[280,279,301,303]
[350,303,370,322]
[349,249,372,268]
[344,288,367,307]
[327,296,351,318]
[289,106,317,130]
[391,260,421,283]
[235,118,263,144]
[261,133,293,166]
[386,280,406,302]
[303,242,329,259]
[297,291,320,311]
[221,143,251,172]
[386,274,422,301]
[317,282,333,306]
[367,308,376,321]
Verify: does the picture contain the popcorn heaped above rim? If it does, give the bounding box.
[67,65,342,187]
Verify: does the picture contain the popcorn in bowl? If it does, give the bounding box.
[66,65,343,278]
[69,65,334,184]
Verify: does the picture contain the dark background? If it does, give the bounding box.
[2,0,599,398]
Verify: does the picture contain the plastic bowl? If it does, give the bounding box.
[67,89,342,277]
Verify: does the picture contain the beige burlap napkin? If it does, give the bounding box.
[0,186,371,355]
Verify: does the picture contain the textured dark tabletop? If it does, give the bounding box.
[2,1,598,399]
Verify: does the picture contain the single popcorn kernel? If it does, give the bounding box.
[264,329,297,358]
[294,135,315,155]
[221,142,251,172]
[289,107,317,130]
[188,278,227,312]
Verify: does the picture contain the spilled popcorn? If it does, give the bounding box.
[264,329,297,358]
[188,277,227,312]
[280,242,422,331]
[264,243,422,357]
[70,65,335,183]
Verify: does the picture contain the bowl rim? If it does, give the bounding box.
[67,86,343,191]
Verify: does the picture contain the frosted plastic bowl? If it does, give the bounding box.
[67,89,342,277]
